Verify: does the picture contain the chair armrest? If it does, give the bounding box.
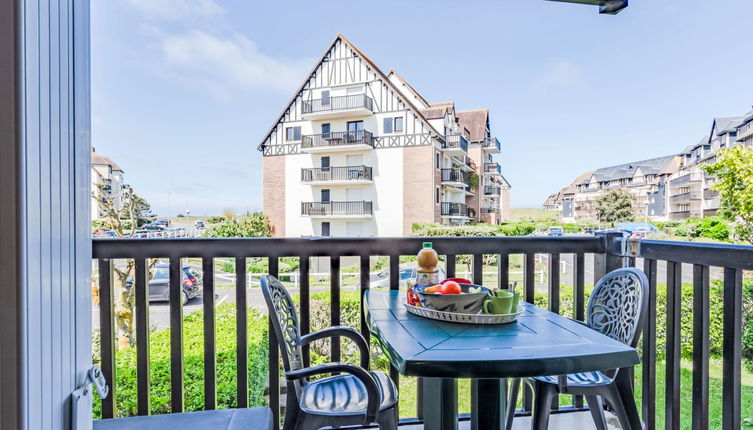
[286,362,380,424]
[300,326,370,369]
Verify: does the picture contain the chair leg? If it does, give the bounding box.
[614,370,643,430]
[530,381,554,430]
[585,395,608,430]
[506,378,520,430]
[376,406,398,430]
[601,382,642,430]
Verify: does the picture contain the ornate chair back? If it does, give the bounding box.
[260,275,305,373]
[586,267,649,348]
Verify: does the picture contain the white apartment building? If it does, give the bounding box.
[91,148,125,220]
[258,35,510,237]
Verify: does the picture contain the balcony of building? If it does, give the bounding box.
[301,130,374,153]
[669,171,703,187]
[300,165,373,185]
[441,168,470,188]
[442,133,469,156]
[451,155,476,172]
[300,200,373,218]
[484,162,501,176]
[480,206,500,214]
[89,235,753,430]
[484,185,501,196]
[481,136,501,153]
[440,201,471,219]
[704,188,719,199]
[300,94,374,120]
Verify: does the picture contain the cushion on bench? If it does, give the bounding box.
[93,407,273,430]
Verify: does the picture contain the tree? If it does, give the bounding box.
[119,193,153,227]
[92,185,156,348]
[203,212,271,238]
[702,146,753,243]
[596,189,634,223]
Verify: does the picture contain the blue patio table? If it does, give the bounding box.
[365,289,641,430]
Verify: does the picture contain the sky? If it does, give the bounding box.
[92,0,753,216]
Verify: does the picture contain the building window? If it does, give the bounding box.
[394,117,404,132]
[383,117,404,134]
[321,90,330,105]
[383,117,393,134]
[321,222,330,237]
[435,152,440,169]
[321,123,330,136]
[285,126,301,141]
[321,156,330,169]
[321,189,330,202]
[436,186,440,205]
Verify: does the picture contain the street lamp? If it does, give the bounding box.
[186,209,191,231]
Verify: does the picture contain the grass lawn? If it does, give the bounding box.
[509,208,560,222]
[393,359,753,428]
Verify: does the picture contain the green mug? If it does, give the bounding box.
[483,292,513,314]
[511,291,520,313]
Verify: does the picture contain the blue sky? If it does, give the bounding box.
[92,0,753,216]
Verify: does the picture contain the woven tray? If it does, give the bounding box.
[404,302,522,325]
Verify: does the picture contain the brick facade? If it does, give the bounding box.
[263,156,286,237]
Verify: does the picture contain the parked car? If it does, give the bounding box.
[154,219,170,227]
[194,221,205,229]
[142,222,166,231]
[357,264,448,289]
[547,226,564,237]
[125,263,203,304]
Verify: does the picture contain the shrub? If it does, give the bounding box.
[206,216,225,224]
[94,304,268,418]
[497,223,536,236]
[203,213,271,238]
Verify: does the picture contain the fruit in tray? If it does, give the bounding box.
[423,279,477,295]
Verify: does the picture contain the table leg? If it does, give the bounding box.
[471,378,507,430]
[614,369,642,430]
[422,378,458,430]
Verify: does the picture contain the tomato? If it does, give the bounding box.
[440,281,462,294]
[444,278,471,285]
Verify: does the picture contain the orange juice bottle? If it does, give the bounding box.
[416,242,440,287]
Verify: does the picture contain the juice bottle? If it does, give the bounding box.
[416,242,440,287]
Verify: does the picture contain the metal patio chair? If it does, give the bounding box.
[261,275,398,430]
[506,267,649,430]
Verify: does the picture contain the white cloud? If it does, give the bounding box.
[529,58,584,93]
[158,30,312,98]
[123,0,225,21]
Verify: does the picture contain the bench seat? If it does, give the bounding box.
[93,407,273,430]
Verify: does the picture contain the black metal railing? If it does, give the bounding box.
[301,94,373,115]
[440,202,470,217]
[481,207,500,214]
[484,162,500,174]
[301,201,373,216]
[441,168,469,185]
[482,136,501,151]
[92,234,751,430]
[301,166,373,183]
[484,185,500,195]
[443,134,468,153]
[301,130,374,150]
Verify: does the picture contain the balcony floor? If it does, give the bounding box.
[401,411,620,429]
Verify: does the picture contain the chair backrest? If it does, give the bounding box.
[260,275,304,372]
[586,267,649,348]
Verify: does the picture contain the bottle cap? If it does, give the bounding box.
[422,242,432,248]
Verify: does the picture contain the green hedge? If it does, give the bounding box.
[94,304,268,418]
[305,283,753,371]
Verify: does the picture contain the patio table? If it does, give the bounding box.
[365,289,640,430]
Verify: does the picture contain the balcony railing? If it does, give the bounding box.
[484,162,501,175]
[441,201,470,217]
[669,211,690,220]
[670,172,702,187]
[443,134,469,153]
[440,168,469,185]
[301,201,373,216]
[92,234,753,429]
[480,207,500,214]
[301,94,373,115]
[301,165,373,183]
[704,188,719,199]
[301,130,374,150]
[482,136,501,151]
[484,185,501,195]
[670,192,690,204]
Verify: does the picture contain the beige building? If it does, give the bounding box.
[91,148,125,220]
[258,35,510,237]
[667,110,752,219]
[558,157,679,223]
